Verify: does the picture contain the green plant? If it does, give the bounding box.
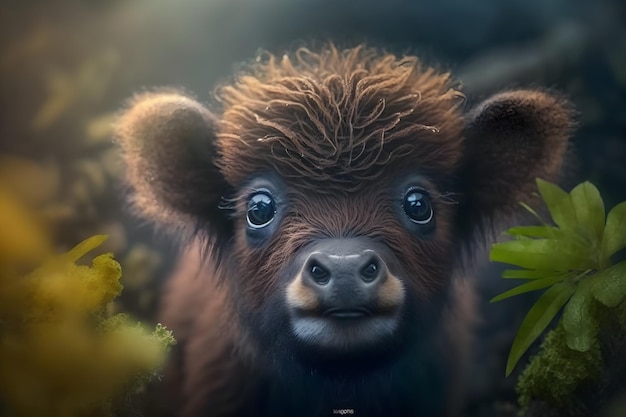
[489,179,626,378]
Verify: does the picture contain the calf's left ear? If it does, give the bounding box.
[460,90,575,230]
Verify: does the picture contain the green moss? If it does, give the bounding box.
[517,323,602,410]
[617,302,626,331]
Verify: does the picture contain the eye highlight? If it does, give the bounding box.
[403,188,433,224]
[247,191,276,229]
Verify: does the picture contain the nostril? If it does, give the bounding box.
[360,259,380,283]
[309,262,330,285]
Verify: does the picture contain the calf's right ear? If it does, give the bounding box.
[113,90,233,242]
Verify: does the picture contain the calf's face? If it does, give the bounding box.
[230,171,458,367]
[114,45,573,373]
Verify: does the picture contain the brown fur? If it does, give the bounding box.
[115,89,233,241]
[155,242,256,417]
[461,90,574,229]
[286,272,321,310]
[375,273,405,309]
[114,43,575,417]
[217,45,465,191]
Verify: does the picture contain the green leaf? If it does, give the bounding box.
[502,269,559,279]
[590,260,626,308]
[601,201,626,262]
[491,239,592,271]
[491,273,569,302]
[507,226,561,239]
[570,182,605,245]
[562,280,597,352]
[505,282,576,376]
[536,179,577,231]
[519,202,548,225]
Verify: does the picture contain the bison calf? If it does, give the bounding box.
[114,44,573,417]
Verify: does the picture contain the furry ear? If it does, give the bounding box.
[113,90,233,242]
[460,90,575,231]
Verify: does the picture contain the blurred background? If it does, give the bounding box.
[0,0,624,415]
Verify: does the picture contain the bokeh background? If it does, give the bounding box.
[0,0,624,415]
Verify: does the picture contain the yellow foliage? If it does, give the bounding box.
[0,155,60,208]
[31,49,120,131]
[0,185,175,417]
[0,184,51,269]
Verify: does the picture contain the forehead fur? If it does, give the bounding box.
[216,44,466,192]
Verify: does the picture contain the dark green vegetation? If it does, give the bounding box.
[490,179,626,416]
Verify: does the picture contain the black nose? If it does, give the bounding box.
[304,250,386,287]
[289,238,398,321]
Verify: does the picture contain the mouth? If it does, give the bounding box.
[288,306,402,354]
[322,307,373,319]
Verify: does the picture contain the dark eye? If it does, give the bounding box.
[403,189,433,224]
[247,191,276,229]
